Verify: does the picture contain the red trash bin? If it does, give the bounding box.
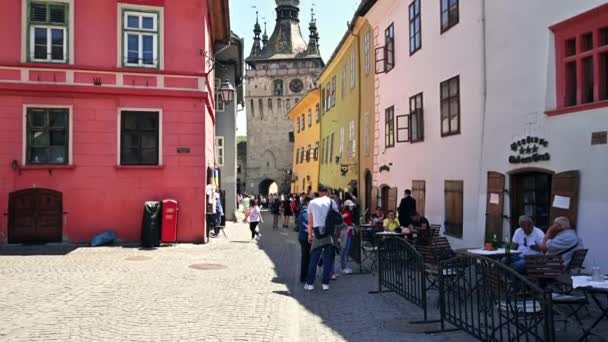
[161,199,179,243]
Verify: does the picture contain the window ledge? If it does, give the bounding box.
[20,165,75,171]
[115,165,165,170]
[545,100,608,116]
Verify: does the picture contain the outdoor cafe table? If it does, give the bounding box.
[465,248,521,259]
[571,275,608,341]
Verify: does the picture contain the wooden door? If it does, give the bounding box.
[380,186,390,213]
[8,189,62,243]
[484,172,505,242]
[370,186,378,214]
[412,180,426,216]
[549,170,579,229]
[444,180,463,238]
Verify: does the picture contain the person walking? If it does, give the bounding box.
[305,185,340,291]
[398,189,416,228]
[282,195,293,229]
[271,195,281,230]
[245,199,263,241]
[340,200,356,274]
[298,196,313,283]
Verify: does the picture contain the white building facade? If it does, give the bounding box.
[480,1,608,266]
[367,0,608,265]
[367,0,486,249]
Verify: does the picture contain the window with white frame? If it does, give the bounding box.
[315,103,320,123]
[363,112,370,156]
[339,126,345,159]
[308,109,312,128]
[364,30,371,76]
[214,79,225,112]
[349,120,356,160]
[26,107,70,165]
[331,76,337,107]
[215,136,224,167]
[342,64,347,98]
[29,1,68,63]
[123,10,159,68]
[120,110,160,165]
[350,49,356,89]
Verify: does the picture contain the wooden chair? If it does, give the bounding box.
[430,224,441,238]
[417,237,456,290]
[526,254,564,289]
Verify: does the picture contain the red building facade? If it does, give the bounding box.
[0,0,229,244]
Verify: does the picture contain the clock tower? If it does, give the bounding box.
[243,0,324,195]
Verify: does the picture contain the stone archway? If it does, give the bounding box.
[259,179,278,196]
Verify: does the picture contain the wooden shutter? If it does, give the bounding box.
[444,181,463,238]
[549,170,580,228]
[484,172,505,242]
[388,187,398,213]
[370,187,378,213]
[412,180,426,216]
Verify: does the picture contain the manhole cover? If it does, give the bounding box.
[189,263,227,270]
[125,256,152,261]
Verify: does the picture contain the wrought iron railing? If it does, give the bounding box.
[438,255,555,342]
[373,237,430,321]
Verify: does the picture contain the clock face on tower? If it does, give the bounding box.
[289,79,304,93]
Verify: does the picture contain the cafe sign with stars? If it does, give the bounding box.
[508,136,551,164]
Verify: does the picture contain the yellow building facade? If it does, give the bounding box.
[289,89,320,194]
[319,13,375,203]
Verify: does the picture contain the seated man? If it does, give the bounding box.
[541,216,583,268]
[507,215,545,274]
[409,212,431,245]
[383,210,400,232]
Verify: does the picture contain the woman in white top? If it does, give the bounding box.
[246,199,263,240]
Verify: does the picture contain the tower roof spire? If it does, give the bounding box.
[249,10,263,57]
[306,7,320,56]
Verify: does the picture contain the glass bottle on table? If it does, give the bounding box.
[491,234,498,250]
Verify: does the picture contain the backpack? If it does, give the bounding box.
[315,201,343,239]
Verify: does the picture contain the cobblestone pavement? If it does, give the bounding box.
[0,212,475,342]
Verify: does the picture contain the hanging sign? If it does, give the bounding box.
[508,136,550,164]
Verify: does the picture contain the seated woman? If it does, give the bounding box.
[383,210,400,232]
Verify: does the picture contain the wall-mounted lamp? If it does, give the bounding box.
[220,79,235,104]
[379,164,390,173]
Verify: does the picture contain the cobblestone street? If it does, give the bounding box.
[0,212,473,342]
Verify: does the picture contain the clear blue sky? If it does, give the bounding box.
[229,0,361,135]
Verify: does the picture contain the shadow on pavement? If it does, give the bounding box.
[252,212,472,342]
[0,244,80,256]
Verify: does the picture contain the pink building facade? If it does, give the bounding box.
[0,0,230,244]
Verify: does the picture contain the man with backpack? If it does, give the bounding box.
[305,185,342,291]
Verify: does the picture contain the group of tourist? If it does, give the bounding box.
[506,215,583,274]
[299,184,359,291]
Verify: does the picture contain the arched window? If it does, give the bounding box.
[258,99,264,120]
[268,98,273,113]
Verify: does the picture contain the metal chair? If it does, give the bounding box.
[566,249,588,275]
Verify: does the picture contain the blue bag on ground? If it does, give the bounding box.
[90,230,117,247]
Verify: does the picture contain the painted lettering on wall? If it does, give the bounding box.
[508,136,550,164]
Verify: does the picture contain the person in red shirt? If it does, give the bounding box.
[340,200,356,274]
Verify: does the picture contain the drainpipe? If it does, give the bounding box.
[349,24,362,199]
[478,0,490,241]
